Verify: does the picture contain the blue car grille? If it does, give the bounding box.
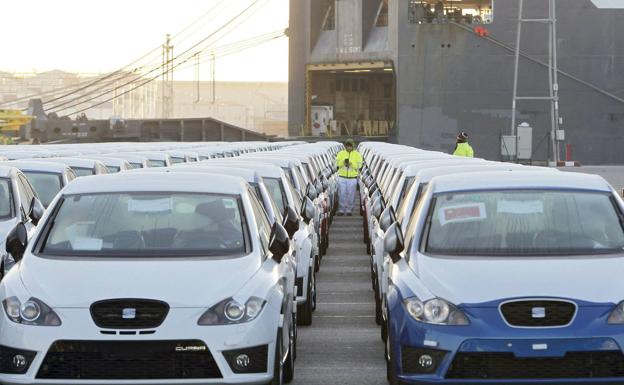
[446,351,624,379]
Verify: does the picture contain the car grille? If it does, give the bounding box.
[36,340,222,380]
[446,351,624,379]
[90,299,169,329]
[500,300,576,327]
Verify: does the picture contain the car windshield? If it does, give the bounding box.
[41,192,247,257]
[171,157,185,164]
[106,166,121,173]
[73,167,94,177]
[264,177,286,215]
[129,162,142,169]
[425,190,624,256]
[0,179,13,219]
[23,171,62,207]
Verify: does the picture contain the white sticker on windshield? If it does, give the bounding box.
[70,237,103,251]
[439,202,486,226]
[497,200,544,215]
[128,198,172,213]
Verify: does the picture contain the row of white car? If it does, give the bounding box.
[0,140,341,384]
[357,142,624,385]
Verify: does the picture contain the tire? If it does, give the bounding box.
[386,315,399,385]
[314,255,320,273]
[283,326,295,383]
[381,297,388,342]
[271,330,284,385]
[297,268,314,326]
[375,293,382,326]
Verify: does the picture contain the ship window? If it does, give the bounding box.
[322,1,336,31]
[408,0,493,24]
[375,0,389,27]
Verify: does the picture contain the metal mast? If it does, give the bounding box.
[510,0,561,164]
[161,34,174,118]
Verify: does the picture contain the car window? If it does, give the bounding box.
[73,167,94,177]
[23,171,62,207]
[263,177,287,215]
[0,179,14,219]
[424,190,624,257]
[248,188,271,254]
[41,193,247,257]
[150,160,166,167]
[16,174,35,212]
[106,166,121,173]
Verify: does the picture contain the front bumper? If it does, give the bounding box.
[388,292,624,384]
[0,306,280,384]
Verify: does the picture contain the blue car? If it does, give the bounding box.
[383,171,624,384]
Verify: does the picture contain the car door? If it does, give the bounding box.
[249,189,294,355]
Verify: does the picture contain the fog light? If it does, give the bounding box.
[12,354,26,370]
[235,354,251,368]
[418,354,434,369]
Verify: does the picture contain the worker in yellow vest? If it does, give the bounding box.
[336,139,363,216]
[453,132,474,157]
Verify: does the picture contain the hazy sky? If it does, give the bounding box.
[1,0,289,81]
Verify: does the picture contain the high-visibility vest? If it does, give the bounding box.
[453,142,474,158]
[336,150,363,178]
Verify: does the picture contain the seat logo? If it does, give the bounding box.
[122,308,137,319]
[531,307,546,319]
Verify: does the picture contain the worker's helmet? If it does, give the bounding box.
[457,132,469,142]
[345,138,355,147]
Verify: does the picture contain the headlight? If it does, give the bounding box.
[404,297,469,325]
[608,302,624,324]
[198,297,266,325]
[2,297,62,326]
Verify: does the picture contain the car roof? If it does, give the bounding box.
[1,160,71,173]
[63,172,248,195]
[430,171,613,194]
[42,157,103,168]
[134,165,261,183]
[203,160,284,178]
[0,165,17,178]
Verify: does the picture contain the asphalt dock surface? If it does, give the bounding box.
[292,213,386,385]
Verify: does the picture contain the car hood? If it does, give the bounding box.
[19,254,262,308]
[414,253,624,306]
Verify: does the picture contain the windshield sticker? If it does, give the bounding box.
[128,197,172,213]
[439,203,486,226]
[223,199,237,209]
[497,200,544,215]
[70,237,103,251]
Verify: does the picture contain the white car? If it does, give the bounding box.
[0,172,296,384]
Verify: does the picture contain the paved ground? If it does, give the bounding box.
[292,214,386,385]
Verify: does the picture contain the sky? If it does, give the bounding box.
[1,0,289,82]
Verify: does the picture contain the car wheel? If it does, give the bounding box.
[271,330,284,385]
[297,268,314,326]
[311,272,317,311]
[314,254,320,273]
[386,315,399,385]
[292,313,297,361]
[381,298,388,341]
[283,326,295,383]
[375,293,382,326]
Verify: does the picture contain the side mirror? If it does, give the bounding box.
[379,206,397,233]
[28,197,45,226]
[306,183,319,201]
[269,222,290,263]
[384,222,405,263]
[314,179,324,194]
[6,222,28,263]
[368,183,379,198]
[282,206,299,239]
[371,196,385,220]
[300,197,315,224]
